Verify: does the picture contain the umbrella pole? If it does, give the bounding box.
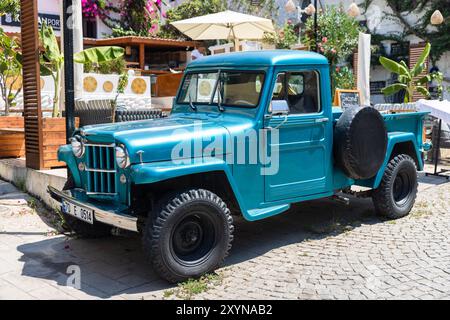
[231,27,240,52]
[234,38,240,52]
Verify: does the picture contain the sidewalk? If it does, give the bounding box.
[0,172,449,300]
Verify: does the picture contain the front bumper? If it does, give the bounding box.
[48,186,138,232]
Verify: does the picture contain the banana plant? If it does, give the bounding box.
[39,21,64,117]
[40,21,125,118]
[379,42,431,103]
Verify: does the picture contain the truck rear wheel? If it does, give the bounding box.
[62,176,112,238]
[144,189,234,283]
[372,154,418,219]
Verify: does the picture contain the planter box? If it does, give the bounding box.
[0,117,25,158]
[42,117,79,169]
[0,116,79,168]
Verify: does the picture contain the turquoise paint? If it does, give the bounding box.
[58,145,82,187]
[59,50,425,222]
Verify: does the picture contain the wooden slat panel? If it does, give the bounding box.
[353,52,358,89]
[409,43,429,102]
[20,0,44,169]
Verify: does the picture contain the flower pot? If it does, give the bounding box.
[0,116,25,158]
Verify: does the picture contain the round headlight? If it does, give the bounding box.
[70,136,84,158]
[115,146,130,169]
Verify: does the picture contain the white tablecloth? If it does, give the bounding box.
[417,99,450,125]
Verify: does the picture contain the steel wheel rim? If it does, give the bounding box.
[170,211,216,267]
[393,171,412,206]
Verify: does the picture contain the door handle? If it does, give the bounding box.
[315,118,329,123]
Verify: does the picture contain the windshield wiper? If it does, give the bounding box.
[188,92,197,111]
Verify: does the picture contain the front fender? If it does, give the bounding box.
[357,132,423,189]
[129,157,249,219]
[58,145,82,187]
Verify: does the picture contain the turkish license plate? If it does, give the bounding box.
[62,200,94,224]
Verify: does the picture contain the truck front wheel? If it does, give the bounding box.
[144,189,234,283]
[372,154,418,219]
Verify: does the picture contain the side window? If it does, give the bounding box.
[271,71,321,114]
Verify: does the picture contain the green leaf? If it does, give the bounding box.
[39,22,62,62]
[411,63,425,78]
[74,46,125,64]
[416,86,430,98]
[40,63,53,77]
[379,56,409,76]
[381,83,407,96]
[400,60,408,70]
[416,75,431,85]
[412,42,431,77]
[0,61,7,73]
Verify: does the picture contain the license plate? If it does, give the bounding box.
[62,200,94,224]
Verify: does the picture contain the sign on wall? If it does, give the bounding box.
[1,13,61,30]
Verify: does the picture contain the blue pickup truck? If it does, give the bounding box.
[49,50,428,282]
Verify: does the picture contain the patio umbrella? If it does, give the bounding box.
[171,10,275,52]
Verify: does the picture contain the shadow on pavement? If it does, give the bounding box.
[16,194,386,299]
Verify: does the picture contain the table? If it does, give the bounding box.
[417,99,450,179]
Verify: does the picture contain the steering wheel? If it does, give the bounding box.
[233,100,254,106]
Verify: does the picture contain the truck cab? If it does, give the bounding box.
[49,50,428,282]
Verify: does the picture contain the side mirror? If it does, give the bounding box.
[269,100,289,116]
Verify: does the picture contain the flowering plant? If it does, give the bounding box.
[331,66,355,100]
[81,0,121,29]
[83,0,165,37]
[119,0,164,37]
[302,5,363,66]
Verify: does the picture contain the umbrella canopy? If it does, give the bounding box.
[171,10,275,51]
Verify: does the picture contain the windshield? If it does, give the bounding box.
[177,71,265,108]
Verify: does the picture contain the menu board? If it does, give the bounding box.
[333,89,361,108]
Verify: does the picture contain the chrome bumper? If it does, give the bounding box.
[48,186,138,232]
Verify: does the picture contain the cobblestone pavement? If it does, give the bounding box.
[0,171,449,300]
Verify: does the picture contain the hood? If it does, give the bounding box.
[80,113,254,164]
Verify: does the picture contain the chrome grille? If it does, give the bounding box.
[84,143,117,195]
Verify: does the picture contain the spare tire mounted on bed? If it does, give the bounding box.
[334,107,388,180]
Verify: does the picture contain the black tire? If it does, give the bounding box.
[372,154,418,219]
[62,176,112,238]
[143,189,234,283]
[334,107,388,179]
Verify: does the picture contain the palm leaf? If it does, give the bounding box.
[379,56,409,76]
[416,85,430,98]
[411,42,431,77]
[416,75,431,85]
[381,83,407,96]
[74,47,125,64]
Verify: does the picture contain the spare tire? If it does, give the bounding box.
[334,106,387,180]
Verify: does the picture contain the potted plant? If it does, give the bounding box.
[73,46,126,123]
[379,42,432,108]
[0,28,24,158]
